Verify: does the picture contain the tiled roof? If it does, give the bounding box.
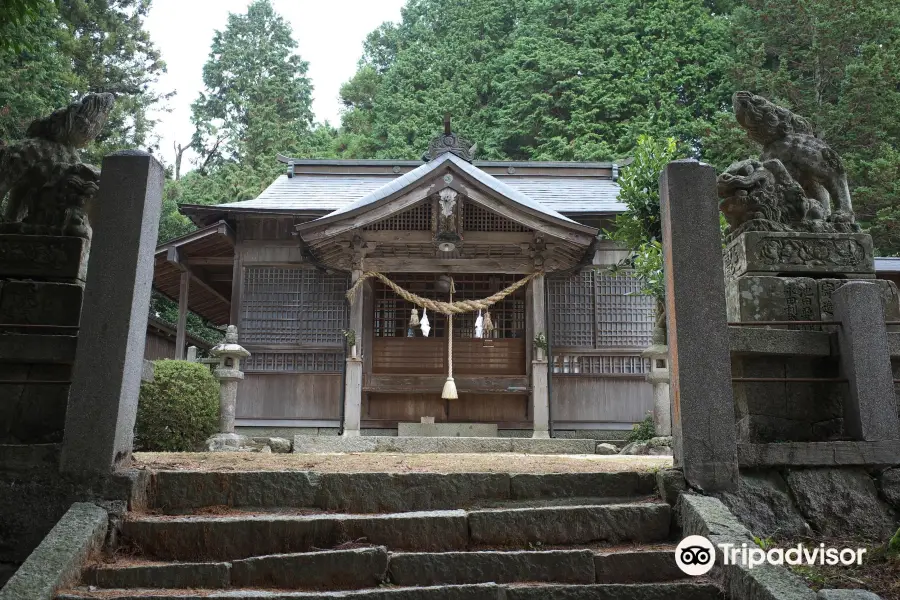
[217,160,623,215]
[318,153,580,225]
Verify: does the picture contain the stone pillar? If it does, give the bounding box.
[832,282,900,441]
[659,159,738,492]
[210,326,250,434]
[343,269,364,437]
[186,346,198,362]
[531,274,550,439]
[643,343,671,436]
[60,150,164,474]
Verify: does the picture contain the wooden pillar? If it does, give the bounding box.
[175,271,190,360]
[530,274,550,439]
[343,269,364,437]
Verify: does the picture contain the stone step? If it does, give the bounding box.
[58,582,721,600]
[141,470,659,513]
[87,547,682,591]
[122,503,670,561]
[292,435,598,455]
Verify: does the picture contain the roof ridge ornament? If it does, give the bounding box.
[422,113,476,163]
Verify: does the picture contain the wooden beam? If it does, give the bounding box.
[176,271,190,360]
[184,256,234,266]
[208,274,233,283]
[363,374,529,394]
[364,257,534,273]
[166,245,231,312]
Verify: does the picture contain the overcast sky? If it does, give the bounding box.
[144,0,406,167]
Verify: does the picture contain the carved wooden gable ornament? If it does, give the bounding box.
[295,152,598,273]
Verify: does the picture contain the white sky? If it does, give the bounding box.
[144,0,406,168]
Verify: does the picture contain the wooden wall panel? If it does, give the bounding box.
[372,338,525,375]
[144,332,176,361]
[552,377,654,423]
[236,373,341,419]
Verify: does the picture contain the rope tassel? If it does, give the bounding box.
[442,281,458,400]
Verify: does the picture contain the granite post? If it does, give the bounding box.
[660,159,738,491]
[343,269,364,437]
[832,282,900,441]
[59,151,164,474]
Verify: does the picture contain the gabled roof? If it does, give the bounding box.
[298,152,596,236]
[200,157,623,218]
[295,151,599,273]
[319,153,579,225]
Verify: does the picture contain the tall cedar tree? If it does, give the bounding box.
[190,0,314,178]
[337,0,732,161]
[0,0,167,160]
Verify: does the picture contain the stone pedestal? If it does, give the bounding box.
[0,235,89,444]
[726,230,900,444]
[531,360,550,439]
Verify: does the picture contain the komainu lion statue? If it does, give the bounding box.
[0,92,114,238]
[719,91,859,238]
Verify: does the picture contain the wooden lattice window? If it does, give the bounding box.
[552,354,651,375]
[549,269,654,349]
[364,202,433,231]
[244,351,343,373]
[548,270,596,347]
[374,274,525,339]
[595,272,654,348]
[462,202,531,232]
[241,267,349,346]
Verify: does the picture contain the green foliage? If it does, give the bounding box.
[607,136,678,300]
[338,0,732,161]
[626,412,656,442]
[149,292,223,347]
[533,332,548,352]
[135,360,219,452]
[890,528,900,555]
[341,328,357,348]
[0,0,167,160]
[191,0,314,173]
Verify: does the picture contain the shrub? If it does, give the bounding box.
[135,359,219,452]
[626,412,657,442]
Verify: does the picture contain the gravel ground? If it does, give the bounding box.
[132,452,671,473]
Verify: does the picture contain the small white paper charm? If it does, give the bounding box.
[420,307,431,338]
[474,309,484,339]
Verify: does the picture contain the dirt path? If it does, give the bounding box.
[132,452,671,473]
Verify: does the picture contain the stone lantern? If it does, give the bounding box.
[209,325,250,435]
[642,341,671,436]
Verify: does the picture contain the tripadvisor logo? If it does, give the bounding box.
[675,535,868,575]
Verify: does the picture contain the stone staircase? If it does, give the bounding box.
[56,470,722,599]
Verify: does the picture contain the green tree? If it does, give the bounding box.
[338,0,732,161]
[58,0,169,162]
[0,0,167,162]
[191,0,314,173]
[0,3,76,140]
[607,136,679,301]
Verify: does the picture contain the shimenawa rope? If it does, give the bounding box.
[346,271,541,315]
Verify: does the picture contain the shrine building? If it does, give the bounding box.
[150,125,657,439]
